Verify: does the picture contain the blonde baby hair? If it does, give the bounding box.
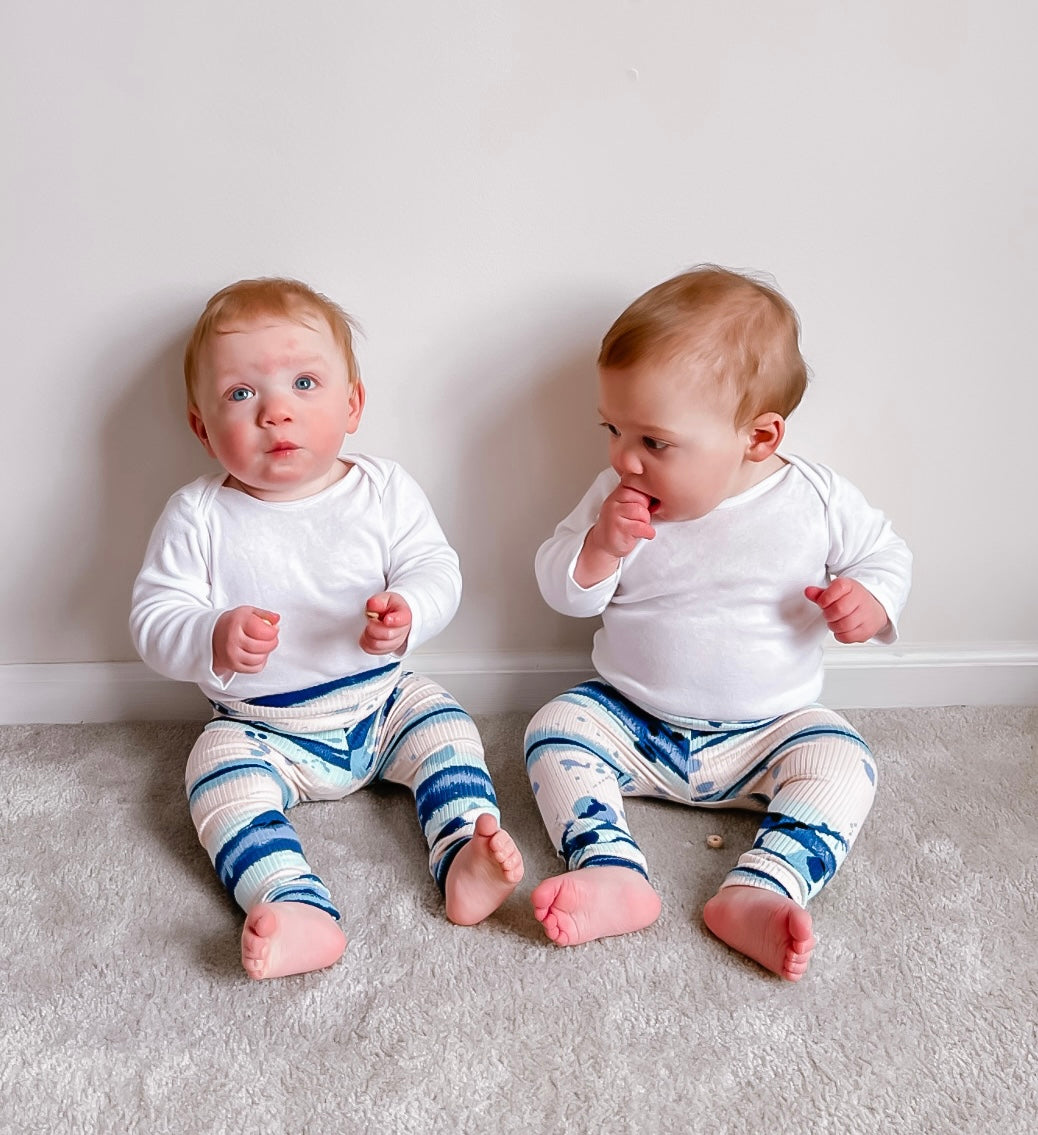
[184,277,361,405]
[597,265,808,426]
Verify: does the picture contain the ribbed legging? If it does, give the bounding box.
[185,664,498,920]
[524,681,877,907]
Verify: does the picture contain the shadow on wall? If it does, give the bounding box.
[67,312,213,661]
[448,303,611,654]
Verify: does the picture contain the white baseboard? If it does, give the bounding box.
[1,645,1036,724]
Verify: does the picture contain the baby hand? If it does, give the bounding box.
[805,578,889,644]
[573,484,656,588]
[212,606,280,674]
[360,592,412,655]
[588,484,657,560]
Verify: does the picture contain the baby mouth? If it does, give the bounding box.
[648,497,661,514]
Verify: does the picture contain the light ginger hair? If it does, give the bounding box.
[184,277,361,406]
[597,265,808,426]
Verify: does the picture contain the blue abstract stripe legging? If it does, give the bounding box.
[185,664,499,921]
[524,681,877,907]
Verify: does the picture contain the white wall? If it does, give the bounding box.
[3,2,1036,715]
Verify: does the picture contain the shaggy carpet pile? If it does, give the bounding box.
[2,706,1035,1134]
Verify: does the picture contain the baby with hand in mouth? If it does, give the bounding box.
[523,264,911,981]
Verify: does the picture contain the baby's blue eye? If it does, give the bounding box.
[229,387,253,402]
[643,437,667,451]
[600,422,620,437]
[294,375,315,390]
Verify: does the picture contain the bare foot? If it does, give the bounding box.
[531,865,662,947]
[444,813,525,926]
[241,901,347,980]
[702,884,815,981]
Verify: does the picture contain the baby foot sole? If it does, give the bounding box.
[445,813,525,926]
[530,866,661,947]
[241,902,346,980]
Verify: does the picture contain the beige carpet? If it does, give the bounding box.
[2,706,1035,1134]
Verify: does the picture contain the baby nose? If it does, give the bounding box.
[612,444,642,475]
[259,395,292,424]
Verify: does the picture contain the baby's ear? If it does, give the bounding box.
[345,379,366,434]
[746,412,784,462]
[188,405,215,455]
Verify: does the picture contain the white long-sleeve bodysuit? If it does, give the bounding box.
[526,454,913,905]
[131,454,461,703]
[130,455,499,920]
[535,454,912,724]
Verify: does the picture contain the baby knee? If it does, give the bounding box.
[524,693,592,747]
[831,744,878,805]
